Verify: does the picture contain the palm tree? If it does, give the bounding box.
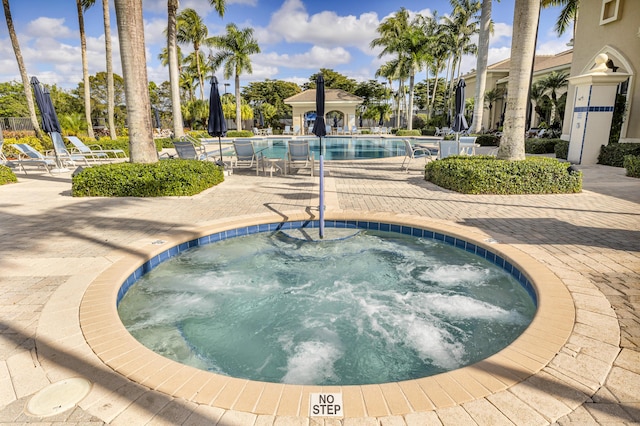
[539,70,568,125]
[371,8,415,128]
[484,88,503,131]
[442,0,480,124]
[499,0,540,160]
[470,0,493,134]
[529,82,547,128]
[176,8,208,101]
[82,0,117,139]
[2,0,42,139]
[76,0,95,139]
[542,0,579,41]
[208,23,261,131]
[166,0,224,138]
[113,0,156,163]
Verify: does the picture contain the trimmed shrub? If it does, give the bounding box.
[598,143,640,167]
[424,156,582,194]
[475,135,500,146]
[623,155,640,178]
[396,129,421,137]
[0,165,18,185]
[72,159,224,197]
[227,130,254,138]
[421,127,436,136]
[555,140,569,159]
[525,138,559,154]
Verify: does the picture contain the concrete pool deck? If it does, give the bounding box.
[1,153,639,425]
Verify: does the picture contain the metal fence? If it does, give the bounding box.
[0,117,34,132]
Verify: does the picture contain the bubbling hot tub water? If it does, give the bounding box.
[118,229,535,386]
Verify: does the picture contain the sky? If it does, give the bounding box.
[0,0,572,91]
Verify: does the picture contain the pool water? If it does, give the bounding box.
[118,230,536,386]
[249,137,408,160]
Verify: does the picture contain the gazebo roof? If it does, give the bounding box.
[284,89,363,106]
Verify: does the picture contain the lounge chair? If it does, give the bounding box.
[65,135,126,160]
[172,140,219,162]
[438,140,460,159]
[292,125,301,135]
[401,139,435,172]
[10,143,57,174]
[286,140,314,177]
[232,140,264,175]
[283,125,293,135]
[325,125,332,135]
[351,126,361,135]
[50,132,91,167]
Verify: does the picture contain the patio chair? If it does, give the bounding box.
[10,143,57,174]
[173,140,218,162]
[50,132,91,167]
[351,126,361,135]
[65,135,126,160]
[286,140,314,177]
[401,139,435,172]
[232,140,264,175]
[438,140,460,159]
[458,136,478,155]
[283,125,293,135]
[292,125,301,135]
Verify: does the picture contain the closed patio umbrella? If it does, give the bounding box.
[31,76,64,169]
[452,78,468,143]
[312,74,326,238]
[207,76,227,166]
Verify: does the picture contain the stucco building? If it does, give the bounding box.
[561,0,639,143]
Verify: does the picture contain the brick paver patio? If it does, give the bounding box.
[0,152,638,425]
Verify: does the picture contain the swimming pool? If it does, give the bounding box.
[243,137,411,160]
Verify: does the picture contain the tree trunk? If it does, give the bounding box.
[470,0,492,134]
[102,0,117,139]
[114,0,157,163]
[3,0,42,139]
[167,0,184,138]
[407,72,415,130]
[235,71,242,131]
[77,0,95,139]
[498,0,540,160]
[195,46,205,101]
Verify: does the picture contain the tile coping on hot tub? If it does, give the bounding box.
[79,211,575,419]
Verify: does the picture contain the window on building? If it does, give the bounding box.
[600,0,620,25]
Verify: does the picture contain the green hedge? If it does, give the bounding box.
[475,135,500,146]
[598,143,640,167]
[396,129,421,137]
[424,156,582,194]
[525,138,560,154]
[0,165,17,185]
[227,130,254,138]
[555,140,569,159]
[624,155,640,178]
[72,159,224,197]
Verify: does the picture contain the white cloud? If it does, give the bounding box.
[25,17,74,39]
[536,34,573,55]
[262,0,379,54]
[256,46,350,70]
[144,18,167,46]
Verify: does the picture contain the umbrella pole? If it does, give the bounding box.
[218,136,223,164]
[319,137,324,239]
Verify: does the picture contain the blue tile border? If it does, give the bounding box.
[116,221,538,307]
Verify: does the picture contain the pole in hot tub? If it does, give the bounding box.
[311,73,327,238]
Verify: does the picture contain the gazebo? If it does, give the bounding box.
[284,89,363,134]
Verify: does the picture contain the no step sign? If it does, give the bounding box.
[309,393,343,417]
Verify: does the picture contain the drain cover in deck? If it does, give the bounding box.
[25,378,92,417]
